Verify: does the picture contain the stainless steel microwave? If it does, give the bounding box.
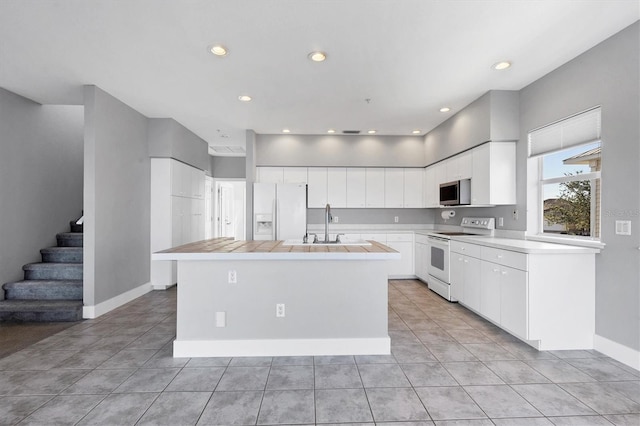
[439,179,471,206]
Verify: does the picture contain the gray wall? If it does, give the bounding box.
[424,90,519,166]
[518,23,639,352]
[148,118,210,172]
[211,156,246,179]
[256,134,425,167]
[83,86,150,306]
[0,88,83,290]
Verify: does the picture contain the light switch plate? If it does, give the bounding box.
[615,220,631,235]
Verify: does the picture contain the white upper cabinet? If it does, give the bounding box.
[403,168,423,208]
[471,142,516,205]
[327,168,347,208]
[446,150,472,181]
[283,167,307,183]
[365,168,385,208]
[384,168,404,208]
[423,166,438,208]
[256,167,284,183]
[346,168,366,208]
[191,167,205,199]
[307,167,328,208]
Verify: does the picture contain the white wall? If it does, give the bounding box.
[0,88,83,289]
[83,86,151,311]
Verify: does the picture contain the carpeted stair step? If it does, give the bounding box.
[0,300,82,322]
[56,232,83,247]
[3,280,82,300]
[40,247,83,263]
[23,263,82,280]
[69,221,83,233]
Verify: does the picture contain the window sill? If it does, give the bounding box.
[526,234,606,250]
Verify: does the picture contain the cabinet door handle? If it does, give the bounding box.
[464,259,469,263]
[501,271,508,275]
[497,255,503,259]
[493,268,500,273]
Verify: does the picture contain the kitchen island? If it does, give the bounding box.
[152,238,400,357]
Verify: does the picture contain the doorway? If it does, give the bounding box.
[213,180,246,240]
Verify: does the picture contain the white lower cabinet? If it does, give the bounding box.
[414,234,429,281]
[451,238,595,350]
[386,233,414,278]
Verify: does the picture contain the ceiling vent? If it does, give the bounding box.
[342,130,361,134]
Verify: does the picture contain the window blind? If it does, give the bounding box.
[528,107,601,157]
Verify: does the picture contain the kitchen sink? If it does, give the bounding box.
[282,239,372,246]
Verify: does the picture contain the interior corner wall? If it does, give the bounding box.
[245,130,257,239]
[0,88,83,291]
[83,86,150,309]
[519,22,640,354]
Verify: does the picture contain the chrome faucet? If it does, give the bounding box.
[324,203,332,243]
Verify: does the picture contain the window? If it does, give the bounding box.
[528,107,602,241]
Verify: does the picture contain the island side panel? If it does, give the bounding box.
[174,258,390,357]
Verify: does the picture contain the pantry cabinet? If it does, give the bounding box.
[151,158,206,289]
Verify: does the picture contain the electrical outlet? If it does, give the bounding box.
[512,209,519,220]
[334,216,339,223]
[276,303,285,318]
[228,270,237,284]
[394,216,399,223]
[616,220,631,235]
[498,217,504,227]
[215,312,226,327]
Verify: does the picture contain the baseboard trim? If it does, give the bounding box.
[174,337,391,358]
[594,334,640,371]
[83,281,152,319]
[152,283,176,291]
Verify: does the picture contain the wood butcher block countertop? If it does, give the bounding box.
[152,238,400,261]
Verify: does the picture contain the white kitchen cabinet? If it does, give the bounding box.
[327,168,347,208]
[480,261,503,324]
[365,168,385,208]
[386,233,414,278]
[152,158,206,289]
[446,150,472,182]
[346,168,366,208]
[499,265,528,338]
[256,167,284,184]
[384,168,404,208]
[414,234,429,281]
[307,167,328,208]
[435,161,447,187]
[450,238,596,350]
[283,167,307,183]
[403,168,423,208]
[423,166,438,208]
[471,142,516,205]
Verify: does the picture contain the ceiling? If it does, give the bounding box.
[0,1,638,155]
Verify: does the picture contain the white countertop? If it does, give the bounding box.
[450,236,601,254]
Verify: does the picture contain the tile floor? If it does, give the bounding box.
[0,279,639,425]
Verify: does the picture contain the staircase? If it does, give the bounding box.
[0,221,83,322]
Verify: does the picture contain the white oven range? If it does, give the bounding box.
[427,217,495,301]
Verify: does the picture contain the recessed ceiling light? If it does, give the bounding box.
[282,129,291,133]
[327,129,336,134]
[492,61,511,70]
[367,130,377,134]
[308,51,327,62]
[238,95,252,102]
[412,130,421,134]
[209,45,228,56]
[439,107,451,113]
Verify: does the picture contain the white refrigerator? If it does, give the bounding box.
[253,183,307,240]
